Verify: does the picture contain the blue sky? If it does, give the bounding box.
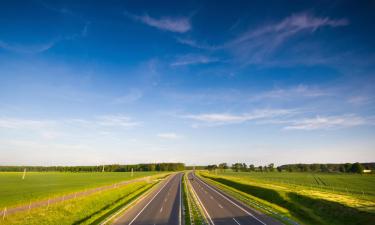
[1,0,374,166]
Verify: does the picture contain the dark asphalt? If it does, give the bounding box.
[113,173,183,225]
[188,172,284,225]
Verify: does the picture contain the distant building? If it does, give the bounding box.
[363,169,372,173]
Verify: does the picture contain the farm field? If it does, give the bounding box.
[1,179,157,225]
[0,171,162,208]
[213,171,375,200]
[198,171,375,225]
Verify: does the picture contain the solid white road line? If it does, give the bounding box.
[233,218,241,225]
[179,174,182,225]
[128,176,173,225]
[194,174,267,225]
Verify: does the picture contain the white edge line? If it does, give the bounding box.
[128,175,173,225]
[233,218,241,225]
[188,173,215,225]
[100,178,161,225]
[179,173,182,225]
[194,173,267,225]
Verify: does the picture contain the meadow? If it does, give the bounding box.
[213,171,375,200]
[1,180,157,225]
[0,171,161,208]
[198,171,375,225]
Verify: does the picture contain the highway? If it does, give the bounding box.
[187,172,283,225]
[112,173,183,225]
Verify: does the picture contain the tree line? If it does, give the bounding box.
[205,162,374,174]
[0,163,185,172]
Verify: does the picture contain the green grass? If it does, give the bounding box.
[215,171,375,200]
[199,171,375,225]
[0,171,162,208]
[1,180,157,225]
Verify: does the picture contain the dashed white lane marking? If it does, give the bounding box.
[233,218,241,225]
[218,204,223,208]
[210,196,213,199]
[160,207,163,213]
[164,198,168,202]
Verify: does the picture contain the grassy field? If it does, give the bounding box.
[1,179,157,225]
[0,171,162,208]
[214,171,375,200]
[198,171,375,225]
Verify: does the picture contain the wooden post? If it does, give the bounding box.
[22,168,26,180]
[2,208,6,220]
[28,201,31,213]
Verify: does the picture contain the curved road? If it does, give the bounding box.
[112,173,183,225]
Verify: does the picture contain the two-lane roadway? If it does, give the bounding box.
[188,172,283,225]
[113,173,183,225]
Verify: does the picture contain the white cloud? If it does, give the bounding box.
[251,84,330,101]
[179,12,348,65]
[227,12,348,64]
[0,40,57,54]
[284,114,367,130]
[171,54,219,66]
[126,12,191,33]
[112,89,143,104]
[157,132,182,139]
[184,109,295,126]
[94,115,141,128]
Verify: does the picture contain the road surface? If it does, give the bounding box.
[188,172,283,225]
[112,173,183,225]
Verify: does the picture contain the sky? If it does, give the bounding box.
[0,0,375,166]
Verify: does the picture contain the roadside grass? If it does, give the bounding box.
[198,171,375,225]
[0,171,162,208]
[0,180,157,225]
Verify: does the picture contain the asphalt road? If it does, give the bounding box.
[112,173,183,225]
[188,172,284,225]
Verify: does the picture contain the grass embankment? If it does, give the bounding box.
[0,171,161,208]
[198,171,375,225]
[183,172,207,225]
[1,178,162,225]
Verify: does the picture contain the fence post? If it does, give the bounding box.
[2,208,6,220]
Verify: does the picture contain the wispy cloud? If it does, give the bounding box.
[179,12,348,65]
[157,132,182,139]
[0,22,89,54]
[171,54,219,66]
[0,40,57,54]
[284,114,368,130]
[112,89,143,104]
[95,115,141,128]
[184,109,296,126]
[125,12,191,33]
[251,84,330,101]
[227,12,348,64]
[0,114,141,139]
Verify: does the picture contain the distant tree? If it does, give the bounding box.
[249,164,255,172]
[350,162,364,174]
[268,163,275,172]
[218,163,228,172]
